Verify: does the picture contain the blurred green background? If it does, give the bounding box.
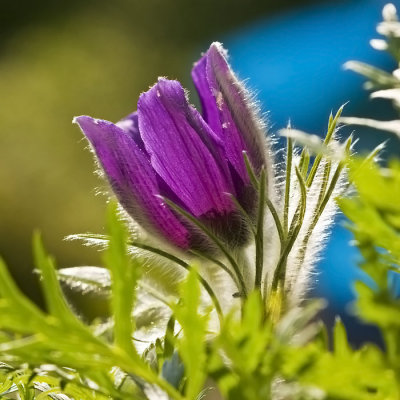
[0,0,353,308]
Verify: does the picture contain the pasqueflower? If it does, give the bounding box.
[74,42,267,251]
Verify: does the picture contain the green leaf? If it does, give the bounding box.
[173,268,208,399]
[33,232,80,325]
[354,281,400,329]
[209,291,275,400]
[333,317,350,358]
[0,256,47,334]
[104,202,140,360]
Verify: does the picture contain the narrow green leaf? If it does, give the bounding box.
[173,268,208,400]
[265,198,285,245]
[0,257,47,333]
[243,151,259,190]
[272,167,307,290]
[33,232,79,324]
[104,202,139,359]
[163,315,176,360]
[299,148,310,178]
[306,104,345,187]
[333,317,350,358]
[255,168,266,290]
[283,137,293,235]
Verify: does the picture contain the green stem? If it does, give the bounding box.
[255,168,266,290]
[130,240,223,322]
[162,198,248,298]
[228,193,256,236]
[189,249,239,289]
[130,240,187,271]
[265,199,285,245]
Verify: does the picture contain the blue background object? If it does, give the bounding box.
[223,0,399,345]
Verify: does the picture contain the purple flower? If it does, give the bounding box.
[74,42,267,251]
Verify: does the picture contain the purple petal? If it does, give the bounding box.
[191,55,221,133]
[74,115,190,249]
[192,42,266,183]
[116,111,146,153]
[137,78,235,218]
[116,111,139,138]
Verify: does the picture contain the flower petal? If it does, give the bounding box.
[192,42,267,183]
[116,111,139,138]
[116,111,146,153]
[190,55,221,133]
[74,115,190,249]
[137,78,235,218]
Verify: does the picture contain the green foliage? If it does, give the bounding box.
[105,202,140,359]
[0,204,183,400]
[2,183,400,399]
[207,291,276,399]
[173,269,208,399]
[282,317,397,399]
[339,158,400,389]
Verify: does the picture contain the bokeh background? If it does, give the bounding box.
[1,0,399,343]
